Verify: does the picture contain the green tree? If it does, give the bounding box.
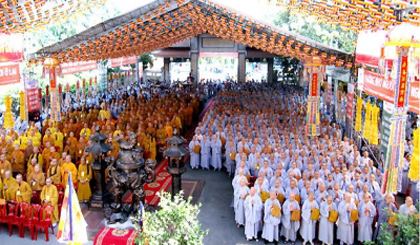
[139,53,154,70]
[133,191,208,245]
[273,11,356,53]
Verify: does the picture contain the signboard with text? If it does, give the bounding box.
[61,61,97,75]
[0,63,20,85]
[25,80,41,112]
[110,56,137,68]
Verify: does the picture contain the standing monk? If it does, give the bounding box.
[47,158,61,185]
[77,157,92,202]
[337,193,357,245]
[40,178,59,223]
[28,146,43,170]
[61,155,78,188]
[0,154,12,179]
[281,192,301,244]
[262,190,282,243]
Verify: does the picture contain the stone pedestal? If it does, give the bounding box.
[168,166,187,195]
[91,162,105,209]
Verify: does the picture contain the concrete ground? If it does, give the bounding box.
[183,164,304,245]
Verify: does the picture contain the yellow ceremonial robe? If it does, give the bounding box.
[11,150,25,173]
[43,135,55,146]
[3,177,16,201]
[77,164,92,201]
[47,165,61,185]
[28,153,43,169]
[61,162,78,187]
[0,178,2,199]
[28,172,45,191]
[165,125,173,139]
[41,185,59,223]
[0,160,12,179]
[53,132,64,152]
[12,181,32,204]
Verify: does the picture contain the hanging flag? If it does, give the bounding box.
[57,173,88,244]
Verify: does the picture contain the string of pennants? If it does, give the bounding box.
[269,0,420,32]
[30,0,352,67]
[0,0,106,34]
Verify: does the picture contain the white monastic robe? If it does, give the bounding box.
[262,198,281,242]
[337,201,357,244]
[319,201,337,244]
[358,201,376,243]
[244,194,263,240]
[188,140,200,169]
[234,185,250,226]
[300,199,319,242]
[280,199,300,242]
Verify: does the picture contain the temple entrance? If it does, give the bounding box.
[198,53,238,82]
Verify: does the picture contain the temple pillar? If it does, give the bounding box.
[267,58,274,83]
[190,36,199,83]
[163,58,170,82]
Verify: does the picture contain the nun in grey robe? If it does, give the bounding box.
[244,188,263,241]
[300,194,319,244]
[337,194,357,245]
[262,192,282,243]
[399,197,417,215]
[357,196,376,243]
[188,138,200,169]
[234,179,250,227]
[281,193,301,243]
[210,136,222,170]
[319,197,337,245]
[373,194,398,240]
[200,137,211,170]
[224,141,236,175]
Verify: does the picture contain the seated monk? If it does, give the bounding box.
[2,170,16,201]
[47,158,61,185]
[27,164,45,191]
[0,154,12,180]
[77,157,92,202]
[28,146,43,170]
[64,138,77,161]
[46,146,60,171]
[43,129,55,146]
[58,152,67,167]
[24,139,34,163]
[61,155,78,188]
[27,158,37,176]
[53,127,64,152]
[40,178,59,223]
[42,142,52,167]
[11,144,25,174]
[156,123,168,145]
[67,132,78,150]
[165,121,173,139]
[145,122,156,138]
[76,137,85,162]
[11,174,32,204]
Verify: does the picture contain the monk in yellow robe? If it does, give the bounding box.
[0,154,12,179]
[27,146,43,170]
[61,155,78,188]
[11,144,25,173]
[42,142,52,167]
[145,122,156,137]
[53,127,64,152]
[67,132,78,149]
[156,123,168,145]
[47,158,61,185]
[8,128,19,139]
[0,178,3,199]
[77,157,92,202]
[11,174,32,204]
[46,146,60,172]
[58,152,67,167]
[2,171,16,201]
[28,130,41,147]
[64,138,77,161]
[43,129,55,146]
[40,178,59,223]
[27,164,45,191]
[27,158,37,176]
[165,121,173,139]
[76,138,86,162]
[80,123,91,139]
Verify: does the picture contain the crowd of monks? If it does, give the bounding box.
[0,87,200,225]
[189,87,418,244]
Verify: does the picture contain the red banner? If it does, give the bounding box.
[25,80,41,112]
[362,70,419,114]
[0,34,24,62]
[311,73,318,97]
[0,63,20,85]
[110,56,137,68]
[397,56,408,108]
[346,83,355,120]
[61,60,97,75]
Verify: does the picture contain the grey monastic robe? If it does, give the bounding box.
[319,201,337,244]
[337,201,357,244]
[244,194,263,240]
[281,199,300,241]
[262,198,281,242]
[357,201,376,242]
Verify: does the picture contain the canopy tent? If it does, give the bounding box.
[0,0,106,34]
[31,0,351,65]
[273,0,419,33]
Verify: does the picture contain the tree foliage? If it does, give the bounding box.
[133,191,208,245]
[273,11,357,53]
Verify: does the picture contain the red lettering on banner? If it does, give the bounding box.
[397,56,408,108]
[61,61,97,75]
[362,70,419,114]
[110,56,137,68]
[311,73,318,97]
[0,63,20,85]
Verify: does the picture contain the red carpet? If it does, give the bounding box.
[94,228,137,245]
[123,159,172,206]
